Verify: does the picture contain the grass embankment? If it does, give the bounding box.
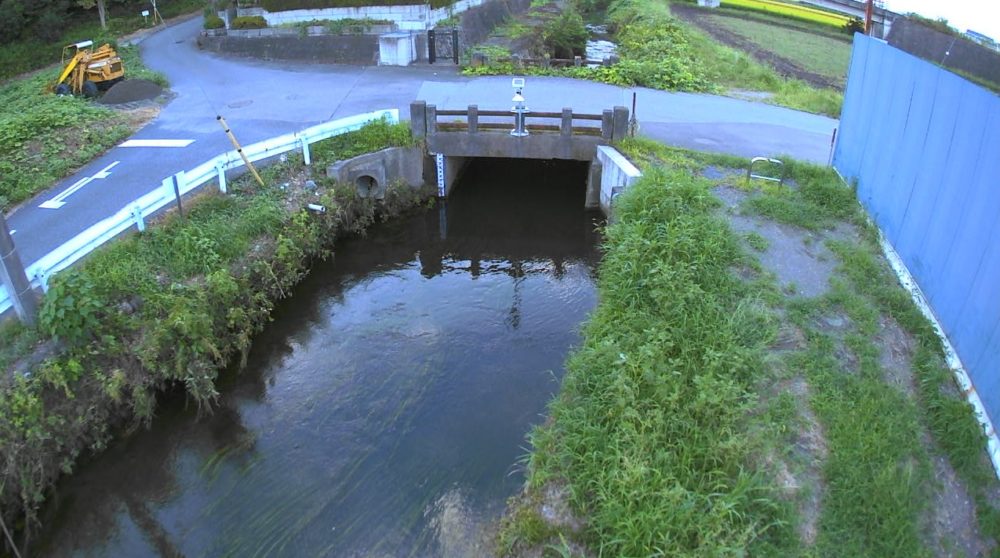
[0,43,168,212]
[499,143,1000,556]
[463,0,843,116]
[0,120,427,554]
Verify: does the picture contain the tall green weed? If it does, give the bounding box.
[518,165,794,555]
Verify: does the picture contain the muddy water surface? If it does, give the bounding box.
[37,159,602,557]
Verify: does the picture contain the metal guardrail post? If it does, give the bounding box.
[216,164,227,193]
[131,205,146,232]
[35,268,50,293]
[301,137,311,166]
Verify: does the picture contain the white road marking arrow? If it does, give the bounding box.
[39,161,120,210]
[119,139,195,148]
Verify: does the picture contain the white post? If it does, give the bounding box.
[216,164,227,193]
[35,269,50,293]
[131,205,146,232]
[301,138,312,166]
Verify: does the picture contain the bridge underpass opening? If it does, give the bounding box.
[429,158,601,277]
[444,157,594,206]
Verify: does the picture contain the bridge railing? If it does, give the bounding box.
[410,101,630,141]
[0,109,399,317]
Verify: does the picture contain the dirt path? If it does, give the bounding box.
[671,3,842,90]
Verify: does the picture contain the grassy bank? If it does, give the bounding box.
[0,120,429,554]
[0,0,203,83]
[499,144,1000,556]
[0,43,167,211]
[463,0,842,116]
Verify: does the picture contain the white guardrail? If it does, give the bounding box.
[0,109,399,315]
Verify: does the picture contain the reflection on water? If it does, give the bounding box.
[37,158,602,557]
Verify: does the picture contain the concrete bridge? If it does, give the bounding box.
[409,100,640,214]
[801,0,896,38]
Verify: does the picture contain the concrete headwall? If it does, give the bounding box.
[594,146,640,216]
[327,147,428,198]
[427,132,605,162]
[887,18,1000,86]
[197,33,379,63]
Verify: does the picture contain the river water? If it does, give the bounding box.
[36,159,603,557]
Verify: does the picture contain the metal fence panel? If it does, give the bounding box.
[834,35,1000,430]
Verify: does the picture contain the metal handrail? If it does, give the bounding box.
[747,157,785,185]
[0,109,399,316]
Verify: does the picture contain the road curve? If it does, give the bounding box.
[6,16,838,264]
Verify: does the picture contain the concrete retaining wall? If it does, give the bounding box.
[887,18,1000,86]
[457,0,529,46]
[197,33,379,63]
[238,0,490,31]
[217,24,395,37]
[327,147,429,198]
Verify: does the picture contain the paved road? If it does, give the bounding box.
[6,17,838,265]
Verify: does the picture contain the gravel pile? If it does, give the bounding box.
[98,79,163,104]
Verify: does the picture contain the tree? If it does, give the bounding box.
[78,0,106,29]
[0,0,27,43]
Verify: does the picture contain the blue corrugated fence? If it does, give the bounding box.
[834,35,1000,430]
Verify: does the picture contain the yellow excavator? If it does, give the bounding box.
[52,40,125,97]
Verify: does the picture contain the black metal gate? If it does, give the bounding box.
[428,28,460,64]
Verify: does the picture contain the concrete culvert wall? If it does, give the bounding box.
[355,174,379,197]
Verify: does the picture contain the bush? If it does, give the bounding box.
[230,15,267,29]
[204,13,226,29]
[0,0,26,44]
[842,17,863,35]
[38,270,104,346]
[543,6,587,59]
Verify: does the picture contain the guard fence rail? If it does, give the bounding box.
[0,109,400,316]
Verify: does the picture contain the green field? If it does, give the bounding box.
[705,13,853,85]
[721,0,850,27]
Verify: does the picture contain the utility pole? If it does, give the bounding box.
[0,213,38,326]
[864,0,874,36]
